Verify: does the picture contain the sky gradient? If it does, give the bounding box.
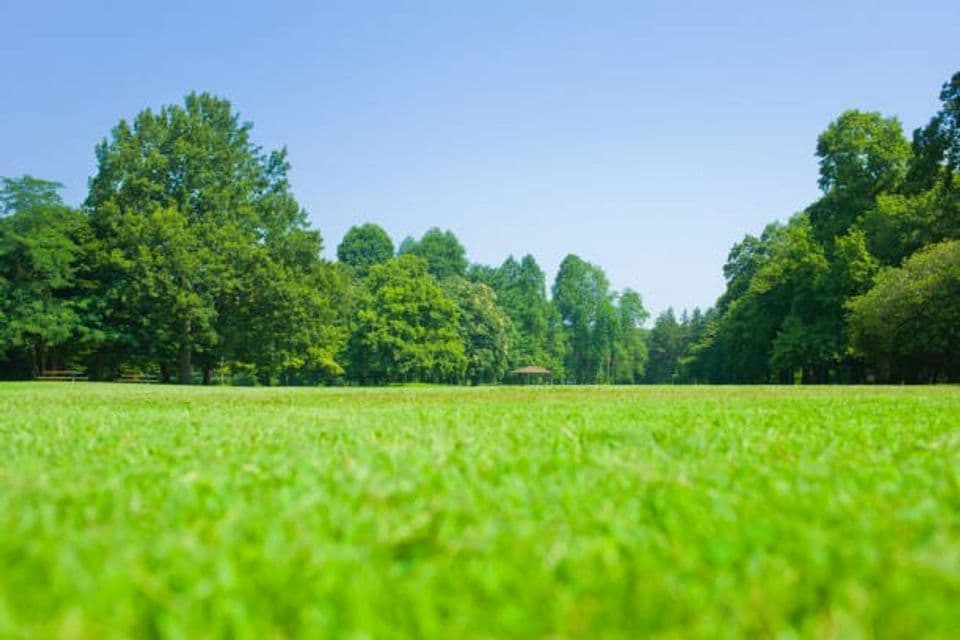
[3,1,958,315]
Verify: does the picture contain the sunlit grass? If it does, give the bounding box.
[1,384,959,638]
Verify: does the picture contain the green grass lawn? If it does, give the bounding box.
[1,384,959,639]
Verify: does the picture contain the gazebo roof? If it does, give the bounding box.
[511,365,552,375]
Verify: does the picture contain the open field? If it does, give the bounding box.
[1,384,959,638]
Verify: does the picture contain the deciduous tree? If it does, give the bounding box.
[0,177,92,378]
[85,93,329,383]
[348,255,465,384]
[336,223,394,276]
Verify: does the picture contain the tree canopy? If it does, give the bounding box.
[348,255,465,384]
[0,177,91,378]
[399,227,468,281]
[3,71,959,384]
[336,223,394,276]
[848,240,960,382]
[652,71,960,384]
[82,92,340,384]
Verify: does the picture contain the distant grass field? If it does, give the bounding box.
[1,384,959,639]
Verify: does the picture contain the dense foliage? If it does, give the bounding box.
[648,72,960,384]
[2,73,958,384]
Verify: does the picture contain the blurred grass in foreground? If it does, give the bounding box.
[1,384,959,638]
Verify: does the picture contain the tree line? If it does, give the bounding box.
[1,72,958,384]
[648,71,960,384]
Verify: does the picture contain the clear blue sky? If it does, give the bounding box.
[3,1,957,316]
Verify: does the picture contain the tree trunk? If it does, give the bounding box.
[38,340,47,377]
[178,318,194,384]
[89,352,103,382]
[178,344,192,384]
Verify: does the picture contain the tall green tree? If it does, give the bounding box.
[717,225,781,311]
[759,215,838,383]
[217,235,351,385]
[872,72,960,266]
[808,110,911,244]
[684,224,786,383]
[552,254,617,383]
[484,254,565,375]
[909,71,960,188]
[399,227,468,281]
[85,93,329,383]
[336,223,394,276]
[685,216,841,384]
[348,255,465,384]
[1,175,65,215]
[644,309,683,383]
[612,288,649,383]
[848,239,960,382]
[0,177,92,378]
[444,278,512,384]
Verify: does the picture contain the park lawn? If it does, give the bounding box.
[0,384,959,639]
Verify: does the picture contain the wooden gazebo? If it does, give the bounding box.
[510,365,553,385]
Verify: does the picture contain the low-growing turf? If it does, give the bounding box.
[1,384,959,638]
